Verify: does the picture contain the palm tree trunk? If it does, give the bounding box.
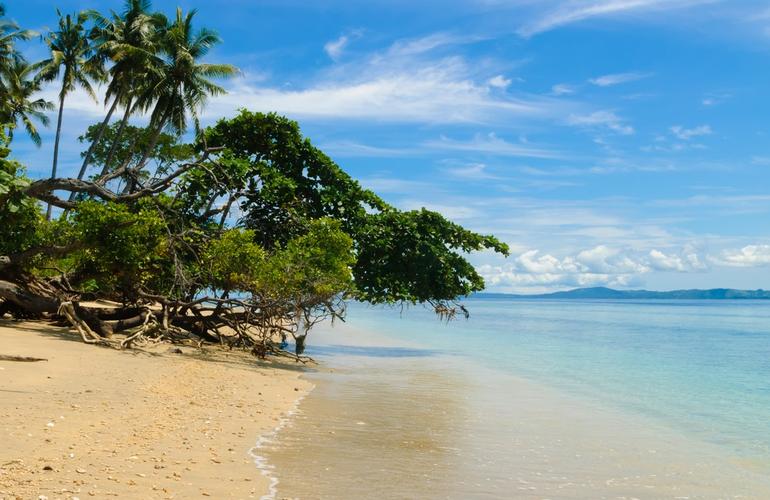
[123,113,168,194]
[68,96,120,201]
[99,97,134,178]
[46,92,66,221]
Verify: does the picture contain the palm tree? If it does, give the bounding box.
[131,7,237,177]
[0,3,35,119]
[79,0,164,182]
[2,59,53,145]
[37,10,104,219]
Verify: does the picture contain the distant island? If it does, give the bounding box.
[477,286,770,300]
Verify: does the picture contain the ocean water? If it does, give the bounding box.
[259,299,770,499]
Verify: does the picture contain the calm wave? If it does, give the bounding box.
[263,299,770,498]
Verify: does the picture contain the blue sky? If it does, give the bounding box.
[8,0,770,292]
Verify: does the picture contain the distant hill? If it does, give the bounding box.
[476,286,770,300]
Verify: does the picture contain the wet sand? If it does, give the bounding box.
[0,320,311,500]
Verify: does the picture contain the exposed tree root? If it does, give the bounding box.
[0,355,47,362]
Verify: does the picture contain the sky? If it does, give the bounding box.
[7,0,770,293]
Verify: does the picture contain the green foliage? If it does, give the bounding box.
[0,128,43,256]
[354,209,501,304]
[200,220,354,302]
[0,60,53,146]
[70,200,167,298]
[200,229,266,292]
[37,9,104,100]
[204,110,509,304]
[256,219,354,301]
[78,122,193,177]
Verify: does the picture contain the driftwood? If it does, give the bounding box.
[0,355,47,362]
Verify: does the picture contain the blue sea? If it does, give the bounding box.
[260,299,770,499]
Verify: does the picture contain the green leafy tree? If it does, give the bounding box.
[69,200,167,299]
[0,127,42,258]
[203,111,509,305]
[78,122,193,185]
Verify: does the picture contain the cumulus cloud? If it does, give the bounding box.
[670,124,712,140]
[648,248,706,271]
[477,245,707,292]
[478,248,643,290]
[715,245,770,267]
[566,110,634,135]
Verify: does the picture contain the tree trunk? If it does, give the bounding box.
[46,92,66,221]
[135,115,167,171]
[124,113,168,194]
[0,280,60,316]
[99,97,134,179]
[69,96,120,201]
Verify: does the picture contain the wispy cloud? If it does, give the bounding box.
[424,133,563,158]
[321,140,419,158]
[444,162,500,179]
[324,34,351,61]
[204,35,568,125]
[589,71,652,87]
[551,83,576,95]
[516,0,718,37]
[566,110,634,135]
[670,124,712,140]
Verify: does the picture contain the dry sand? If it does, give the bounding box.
[0,319,311,500]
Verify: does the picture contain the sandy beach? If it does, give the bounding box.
[0,320,311,500]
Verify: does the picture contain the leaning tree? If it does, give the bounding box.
[0,111,508,359]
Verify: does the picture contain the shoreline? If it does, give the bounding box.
[262,319,770,499]
[0,320,312,499]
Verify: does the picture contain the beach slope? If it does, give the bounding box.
[0,320,310,499]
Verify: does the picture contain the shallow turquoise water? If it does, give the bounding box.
[340,298,770,463]
[264,298,770,498]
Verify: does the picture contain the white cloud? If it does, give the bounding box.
[324,35,350,61]
[321,141,418,158]
[324,30,364,61]
[670,124,712,140]
[383,32,477,57]
[648,248,706,271]
[517,0,718,37]
[445,162,499,179]
[566,110,634,135]
[477,244,709,292]
[551,83,576,95]
[204,35,568,125]
[716,245,770,267]
[424,133,563,158]
[488,74,512,88]
[589,71,651,87]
